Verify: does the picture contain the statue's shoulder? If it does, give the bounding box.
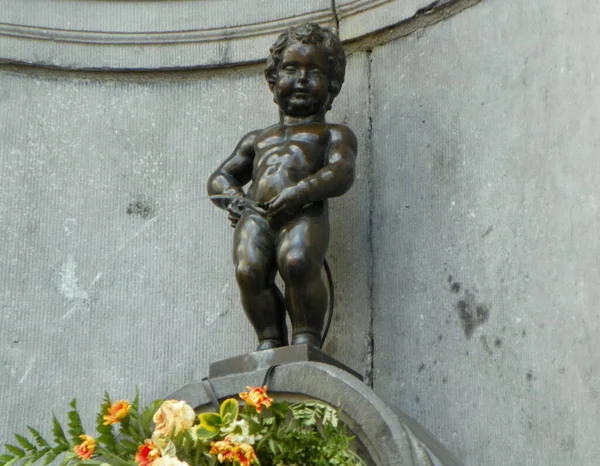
[326,123,357,147]
[239,128,264,142]
[236,126,274,151]
[247,123,281,140]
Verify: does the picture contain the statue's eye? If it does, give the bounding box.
[282,66,297,73]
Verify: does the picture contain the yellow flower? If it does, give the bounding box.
[103,400,131,425]
[239,386,272,413]
[74,434,96,460]
[152,400,196,437]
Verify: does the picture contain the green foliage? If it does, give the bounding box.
[26,428,49,450]
[95,394,117,453]
[67,401,85,444]
[218,399,238,425]
[0,419,68,466]
[247,399,361,465]
[138,400,163,440]
[119,390,144,444]
[2,389,365,466]
[51,417,68,449]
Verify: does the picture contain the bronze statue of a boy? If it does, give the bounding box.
[207,23,357,350]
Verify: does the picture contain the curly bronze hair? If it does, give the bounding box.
[265,23,346,110]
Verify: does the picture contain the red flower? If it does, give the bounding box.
[135,439,161,466]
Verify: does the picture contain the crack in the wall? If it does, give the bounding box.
[363,50,375,388]
[345,0,482,56]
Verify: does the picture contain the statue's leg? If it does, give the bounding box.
[233,212,286,350]
[276,204,329,349]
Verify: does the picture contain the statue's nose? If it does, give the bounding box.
[297,70,309,84]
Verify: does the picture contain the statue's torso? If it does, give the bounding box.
[247,122,331,203]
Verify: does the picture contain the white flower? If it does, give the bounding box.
[220,419,261,445]
[152,457,190,466]
[152,400,195,437]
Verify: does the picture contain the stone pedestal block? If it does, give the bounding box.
[170,352,461,465]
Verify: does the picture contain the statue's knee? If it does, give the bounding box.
[235,262,264,289]
[280,249,314,284]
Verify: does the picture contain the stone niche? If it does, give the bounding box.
[0,0,428,69]
[1,1,464,465]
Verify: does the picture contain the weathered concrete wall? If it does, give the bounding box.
[371,1,600,465]
[0,57,371,446]
[2,0,600,464]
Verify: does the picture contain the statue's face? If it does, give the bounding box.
[273,42,330,117]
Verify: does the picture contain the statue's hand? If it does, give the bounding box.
[227,197,246,227]
[266,183,310,216]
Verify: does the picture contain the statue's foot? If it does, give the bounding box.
[291,333,322,349]
[256,339,285,351]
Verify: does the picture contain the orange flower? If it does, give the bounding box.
[238,386,272,413]
[103,399,131,425]
[210,439,256,466]
[73,434,96,460]
[210,439,235,463]
[135,439,161,466]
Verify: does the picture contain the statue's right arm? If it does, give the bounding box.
[206,130,259,210]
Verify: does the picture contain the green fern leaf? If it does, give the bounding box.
[95,447,136,466]
[14,434,36,453]
[30,447,51,464]
[95,417,117,452]
[139,400,162,439]
[1,457,18,466]
[0,454,14,463]
[102,392,112,410]
[51,416,68,447]
[115,391,138,443]
[44,444,67,466]
[26,427,50,449]
[131,388,139,413]
[119,439,138,452]
[58,451,77,466]
[4,445,24,458]
[67,400,85,443]
[95,394,117,451]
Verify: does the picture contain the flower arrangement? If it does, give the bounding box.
[0,386,365,466]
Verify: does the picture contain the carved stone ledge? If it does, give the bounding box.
[0,0,428,70]
[208,344,363,380]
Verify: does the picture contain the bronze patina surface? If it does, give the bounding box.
[208,23,357,351]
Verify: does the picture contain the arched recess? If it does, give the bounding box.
[0,0,431,70]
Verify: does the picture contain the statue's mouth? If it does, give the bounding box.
[292,91,310,98]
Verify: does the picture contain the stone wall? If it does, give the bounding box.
[371,2,600,464]
[2,1,600,465]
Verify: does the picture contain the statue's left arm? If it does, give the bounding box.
[267,126,357,214]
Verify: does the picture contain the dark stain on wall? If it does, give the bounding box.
[448,277,490,339]
[126,195,154,219]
